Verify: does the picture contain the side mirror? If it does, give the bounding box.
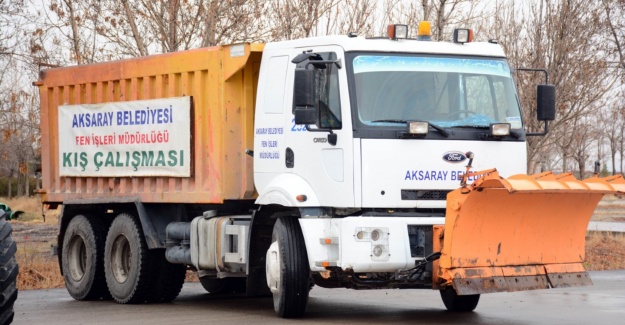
[536,84,555,121]
[293,68,318,125]
[294,107,317,125]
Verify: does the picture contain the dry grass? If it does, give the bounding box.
[16,241,65,290]
[0,196,60,223]
[2,196,63,290]
[584,232,625,270]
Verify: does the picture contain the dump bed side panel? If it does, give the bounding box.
[38,44,263,204]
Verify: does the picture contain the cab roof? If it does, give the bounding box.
[264,34,506,58]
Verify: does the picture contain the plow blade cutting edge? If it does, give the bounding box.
[436,170,625,295]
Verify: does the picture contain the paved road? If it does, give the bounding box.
[13,270,624,325]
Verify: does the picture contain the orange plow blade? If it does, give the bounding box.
[437,171,625,295]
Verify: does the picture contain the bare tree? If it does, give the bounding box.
[40,0,105,64]
[0,74,39,198]
[324,0,378,36]
[600,98,625,175]
[268,0,339,40]
[569,116,597,178]
[199,0,266,46]
[0,1,24,57]
[389,0,480,40]
[603,0,625,175]
[94,0,266,58]
[487,0,615,174]
[603,0,625,71]
[1,0,40,197]
[429,0,477,40]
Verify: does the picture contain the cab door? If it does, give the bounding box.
[284,46,354,207]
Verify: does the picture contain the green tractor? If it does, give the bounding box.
[0,203,21,325]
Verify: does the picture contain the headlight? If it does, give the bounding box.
[371,229,380,241]
[408,121,429,135]
[354,227,390,261]
[490,123,511,137]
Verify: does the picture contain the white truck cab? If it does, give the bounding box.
[254,31,528,209]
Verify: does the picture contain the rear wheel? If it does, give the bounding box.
[105,214,150,304]
[440,287,480,312]
[146,249,186,303]
[266,217,310,318]
[0,217,18,325]
[62,215,110,300]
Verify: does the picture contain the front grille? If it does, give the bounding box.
[408,225,433,258]
[401,190,450,201]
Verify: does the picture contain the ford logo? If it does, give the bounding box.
[442,151,467,163]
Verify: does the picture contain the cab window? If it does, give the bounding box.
[294,52,342,129]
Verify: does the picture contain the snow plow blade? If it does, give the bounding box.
[436,170,625,295]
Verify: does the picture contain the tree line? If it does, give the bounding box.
[1,0,624,198]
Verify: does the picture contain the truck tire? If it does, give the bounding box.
[199,277,246,294]
[265,217,310,318]
[104,214,151,304]
[0,217,18,325]
[146,249,186,303]
[199,277,227,293]
[440,287,480,312]
[62,215,110,300]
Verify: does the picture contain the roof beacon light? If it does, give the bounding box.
[417,21,432,41]
[388,24,408,40]
[453,28,474,44]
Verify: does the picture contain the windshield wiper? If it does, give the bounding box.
[370,119,408,123]
[428,122,450,137]
[451,125,522,139]
[452,125,489,129]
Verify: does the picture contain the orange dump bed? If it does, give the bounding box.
[36,44,264,204]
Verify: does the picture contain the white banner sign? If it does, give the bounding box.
[58,96,192,177]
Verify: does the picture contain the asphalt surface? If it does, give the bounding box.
[13,270,625,325]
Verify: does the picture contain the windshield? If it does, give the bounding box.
[352,55,522,129]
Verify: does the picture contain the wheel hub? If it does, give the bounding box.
[68,235,87,281]
[266,241,281,294]
[111,234,131,284]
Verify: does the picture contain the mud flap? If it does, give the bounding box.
[437,171,625,295]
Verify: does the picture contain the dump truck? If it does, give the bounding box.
[36,23,625,318]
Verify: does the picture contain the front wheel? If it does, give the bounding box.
[440,287,480,312]
[266,217,310,318]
